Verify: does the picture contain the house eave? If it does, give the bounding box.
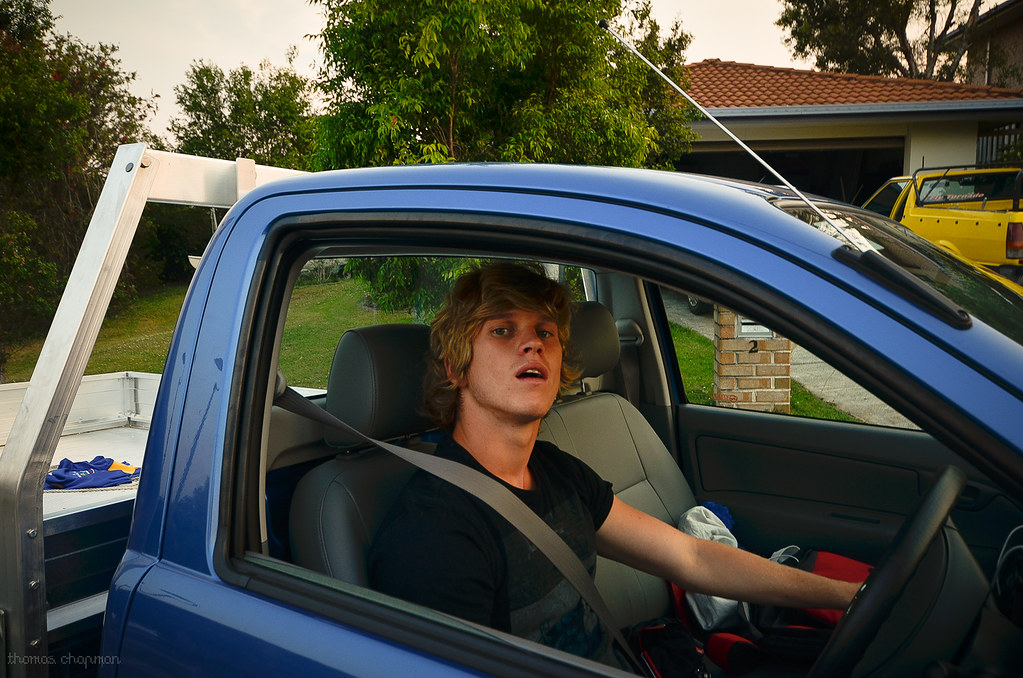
[700,99,1023,122]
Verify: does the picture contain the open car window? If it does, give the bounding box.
[662,289,916,428]
[252,252,625,676]
[862,179,908,216]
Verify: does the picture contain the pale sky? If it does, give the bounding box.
[51,1,813,139]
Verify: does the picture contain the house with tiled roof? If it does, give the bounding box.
[960,0,1023,88]
[677,59,1023,203]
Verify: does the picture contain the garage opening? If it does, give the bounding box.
[675,143,905,206]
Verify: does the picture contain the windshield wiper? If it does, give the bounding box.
[833,245,971,329]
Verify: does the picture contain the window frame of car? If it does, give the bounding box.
[213,196,1022,675]
[863,178,909,218]
[214,207,802,674]
[776,198,1023,348]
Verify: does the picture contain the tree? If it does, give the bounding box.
[777,0,982,80]
[0,212,61,382]
[313,0,698,314]
[615,2,697,169]
[169,52,317,170]
[344,257,481,321]
[1001,138,1022,163]
[313,0,697,169]
[1,0,159,380]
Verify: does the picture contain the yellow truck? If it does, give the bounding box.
[862,165,1023,282]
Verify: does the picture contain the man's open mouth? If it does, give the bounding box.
[516,366,547,380]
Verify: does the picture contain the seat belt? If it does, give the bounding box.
[275,386,645,674]
[615,319,644,407]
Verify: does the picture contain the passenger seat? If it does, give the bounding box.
[289,323,433,585]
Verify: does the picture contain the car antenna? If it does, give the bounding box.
[598,19,873,253]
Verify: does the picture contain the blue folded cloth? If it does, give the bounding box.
[702,500,735,531]
[45,456,141,489]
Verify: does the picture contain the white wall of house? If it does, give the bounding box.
[902,121,979,172]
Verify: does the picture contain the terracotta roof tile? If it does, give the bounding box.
[685,59,1023,108]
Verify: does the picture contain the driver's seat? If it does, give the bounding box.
[541,301,697,626]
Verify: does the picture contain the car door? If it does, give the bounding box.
[640,283,1023,574]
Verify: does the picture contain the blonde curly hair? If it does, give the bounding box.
[422,262,580,429]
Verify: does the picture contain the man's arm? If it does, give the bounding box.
[595,497,860,610]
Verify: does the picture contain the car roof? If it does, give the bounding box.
[241,163,842,254]
[916,166,1022,177]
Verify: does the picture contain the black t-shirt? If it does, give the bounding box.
[368,435,616,662]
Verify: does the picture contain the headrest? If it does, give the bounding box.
[324,324,433,447]
[570,302,620,379]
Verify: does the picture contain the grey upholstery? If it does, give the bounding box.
[540,302,696,626]
[324,323,433,447]
[289,324,432,584]
[290,304,697,628]
[569,301,621,379]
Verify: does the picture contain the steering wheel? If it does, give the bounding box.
[807,465,966,678]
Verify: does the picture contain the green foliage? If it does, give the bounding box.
[169,52,317,170]
[1,1,157,253]
[777,0,981,80]
[344,257,481,321]
[611,1,698,169]
[313,0,698,309]
[0,0,159,380]
[0,211,61,381]
[313,0,697,169]
[1000,138,1023,163]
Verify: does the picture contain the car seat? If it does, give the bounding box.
[289,323,433,585]
[541,301,697,627]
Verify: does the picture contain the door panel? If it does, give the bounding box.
[674,404,1020,574]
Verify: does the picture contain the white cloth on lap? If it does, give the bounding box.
[678,505,742,631]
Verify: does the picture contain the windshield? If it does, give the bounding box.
[862,179,908,216]
[917,169,1021,205]
[781,201,1023,345]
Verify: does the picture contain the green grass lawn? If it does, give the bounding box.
[5,284,191,382]
[4,279,414,388]
[278,280,413,388]
[6,278,857,423]
[668,322,715,406]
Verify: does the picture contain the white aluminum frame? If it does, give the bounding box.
[0,144,303,675]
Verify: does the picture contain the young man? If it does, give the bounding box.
[368,262,859,668]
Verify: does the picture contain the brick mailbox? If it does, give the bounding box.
[713,307,792,413]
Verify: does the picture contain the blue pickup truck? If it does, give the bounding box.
[3,144,1023,677]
